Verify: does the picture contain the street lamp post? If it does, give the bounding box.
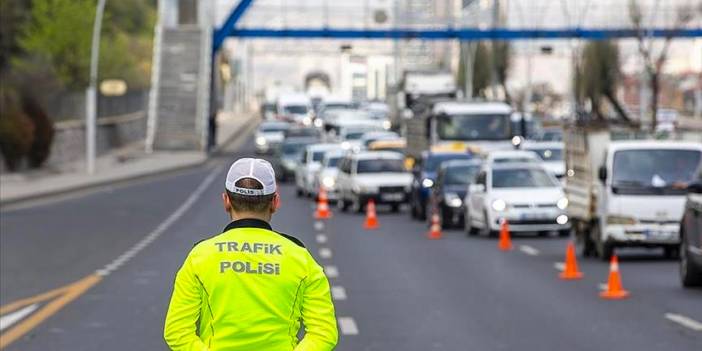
[86,0,107,175]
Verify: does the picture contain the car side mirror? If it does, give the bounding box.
[598,166,607,183]
[687,181,702,194]
[469,184,485,193]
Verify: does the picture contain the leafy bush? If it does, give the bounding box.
[0,88,34,171]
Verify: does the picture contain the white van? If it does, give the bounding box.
[277,93,312,125]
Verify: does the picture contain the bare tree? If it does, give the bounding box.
[629,0,699,130]
[579,40,631,122]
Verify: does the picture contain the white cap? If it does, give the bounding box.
[225,158,277,196]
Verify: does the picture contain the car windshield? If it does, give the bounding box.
[357,159,405,173]
[312,151,326,162]
[445,165,480,185]
[492,168,559,188]
[286,128,318,138]
[344,132,366,140]
[527,148,563,161]
[282,143,308,155]
[261,124,288,133]
[425,154,474,172]
[538,130,563,141]
[612,149,702,195]
[283,105,308,114]
[436,114,511,141]
[493,157,538,164]
[325,157,341,168]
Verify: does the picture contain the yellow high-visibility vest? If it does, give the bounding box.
[164,218,338,351]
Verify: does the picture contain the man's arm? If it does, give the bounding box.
[294,256,338,351]
[164,253,208,351]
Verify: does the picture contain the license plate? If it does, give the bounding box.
[520,212,547,220]
[381,193,404,201]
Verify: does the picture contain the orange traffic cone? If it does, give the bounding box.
[363,199,379,229]
[600,255,630,299]
[559,241,584,280]
[427,211,442,240]
[314,187,332,219]
[497,219,513,251]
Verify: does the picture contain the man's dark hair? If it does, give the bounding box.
[226,178,275,213]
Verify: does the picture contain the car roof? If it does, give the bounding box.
[306,143,341,152]
[608,141,702,152]
[441,159,483,169]
[488,150,539,158]
[433,101,512,115]
[260,121,290,128]
[522,141,563,149]
[351,151,405,160]
[486,162,548,171]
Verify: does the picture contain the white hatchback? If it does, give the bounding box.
[465,163,570,236]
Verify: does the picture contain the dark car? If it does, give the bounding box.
[535,127,563,142]
[271,137,317,182]
[285,127,321,140]
[409,151,475,220]
[429,160,482,228]
[680,177,702,287]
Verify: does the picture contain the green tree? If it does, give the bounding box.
[579,40,630,122]
[492,41,511,103]
[0,0,32,71]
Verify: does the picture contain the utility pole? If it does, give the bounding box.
[86,0,107,174]
[491,0,500,99]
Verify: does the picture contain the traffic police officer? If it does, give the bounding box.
[164,158,338,350]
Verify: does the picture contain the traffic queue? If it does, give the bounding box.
[256,94,702,289]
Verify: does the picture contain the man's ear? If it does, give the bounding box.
[271,192,281,214]
[222,192,232,214]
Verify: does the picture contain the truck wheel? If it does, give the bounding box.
[351,196,364,214]
[483,211,497,237]
[391,204,400,213]
[337,196,350,212]
[575,226,594,257]
[417,200,427,221]
[296,187,303,197]
[592,224,613,261]
[681,229,702,287]
[664,246,679,259]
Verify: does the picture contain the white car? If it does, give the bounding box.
[295,143,341,197]
[277,93,313,125]
[359,131,400,150]
[485,150,541,164]
[523,142,565,178]
[465,163,570,236]
[336,151,413,213]
[255,121,290,154]
[312,150,346,201]
[336,121,385,151]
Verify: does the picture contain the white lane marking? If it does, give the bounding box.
[553,262,565,272]
[319,248,332,259]
[314,221,324,231]
[0,304,38,332]
[331,286,347,301]
[324,265,339,278]
[95,166,223,276]
[338,317,359,335]
[316,234,327,244]
[598,283,608,291]
[664,313,702,332]
[519,245,540,256]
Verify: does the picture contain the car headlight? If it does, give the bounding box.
[382,120,391,130]
[302,116,312,126]
[322,176,335,188]
[255,136,267,146]
[557,197,569,210]
[444,193,463,208]
[314,119,323,128]
[341,141,351,150]
[606,215,637,225]
[491,199,507,212]
[421,178,434,188]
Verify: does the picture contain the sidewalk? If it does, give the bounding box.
[0,112,258,206]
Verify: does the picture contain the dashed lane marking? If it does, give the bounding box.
[319,248,333,259]
[316,234,327,244]
[519,245,540,256]
[324,265,339,278]
[338,317,359,335]
[0,166,222,349]
[331,286,347,301]
[314,221,325,231]
[553,262,565,271]
[0,304,37,332]
[664,313,702,332]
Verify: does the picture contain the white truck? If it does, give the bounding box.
[564,125,702,260]
[389,70,457,127]
[404,100,515,160]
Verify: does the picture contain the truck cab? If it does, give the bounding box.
[404,100,515,160]
[565,127,702,259]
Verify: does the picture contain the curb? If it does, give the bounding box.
[0,115,258,208]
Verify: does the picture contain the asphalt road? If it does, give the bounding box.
[1,136,700,350]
